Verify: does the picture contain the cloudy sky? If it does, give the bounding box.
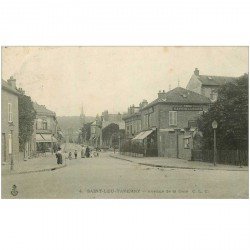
[2,47,248,116]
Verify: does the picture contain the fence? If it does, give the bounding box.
[191,149,248,166]
[120,139,158,157]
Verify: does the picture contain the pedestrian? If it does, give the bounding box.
[74,149,78,159]
[85,146,90,158]
[55,147,63,165]
[68,151,72,160]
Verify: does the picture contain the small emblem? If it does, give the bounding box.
[11,185,18,196]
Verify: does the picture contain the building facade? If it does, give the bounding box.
[1,77,19,170]
[186,68,237,102]
[101,110,125,130]
[123,100,148,138]
[33,102,58,153]
[123,87,211,159]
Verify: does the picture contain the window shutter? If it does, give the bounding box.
[174,112,177,125]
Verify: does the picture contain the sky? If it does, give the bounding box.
[2,46,248,117]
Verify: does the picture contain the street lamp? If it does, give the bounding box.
[9,122,14,171]
[212,120,218,166]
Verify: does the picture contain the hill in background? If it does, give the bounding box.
[57,116,95,134]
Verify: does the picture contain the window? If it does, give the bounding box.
[36,119,43,130]
[184,138,190,149]
[210,90,218,102]
[42,120,48,130]
[8,133,12,154]
[8,103,13,122]
[169,111,177,126]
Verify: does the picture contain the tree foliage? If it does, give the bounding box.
[18,92,36,151]
[197,74,248,150]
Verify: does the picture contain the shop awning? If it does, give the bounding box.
[36,134,58,143]
[132,130,154,140]
[36,134,45,142]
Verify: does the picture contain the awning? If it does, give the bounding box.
[132,130,154,140]
[36,134,57,143]
[36,134,44,142]
[160,128,175,132]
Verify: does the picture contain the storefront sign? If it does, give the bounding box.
[173,105,203,111]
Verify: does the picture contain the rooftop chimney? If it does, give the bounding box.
[7,76,17,89]
[194,68,199,76]
[140,99,148,108]
[158,90,166,99]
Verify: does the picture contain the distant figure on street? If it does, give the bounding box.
[55,147,63,165]
[113,147,116,154]
[85,146,90,158]
[68,152,72,160]
[74,150,78,159]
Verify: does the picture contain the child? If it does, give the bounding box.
[68,152,72,160]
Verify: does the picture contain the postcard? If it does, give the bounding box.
[1,46,248,198]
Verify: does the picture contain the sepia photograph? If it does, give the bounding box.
[1,46,249,198]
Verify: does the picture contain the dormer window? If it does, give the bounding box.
[210,90,218,102]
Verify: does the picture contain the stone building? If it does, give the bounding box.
[186,68,237,102]
[123,100,148,139]
[1,77,19,170]
[123,87,211,159]
[33,102,58,153]
[101,110,125,131]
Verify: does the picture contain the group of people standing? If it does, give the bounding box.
[55,146,93,165]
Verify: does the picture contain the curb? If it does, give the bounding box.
[110,155,248,172]
[8,164,68,175]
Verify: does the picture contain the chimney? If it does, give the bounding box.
[194,68,199,76]
[140,99,148,108]
[7,76,17,89]
[158,90,166,99]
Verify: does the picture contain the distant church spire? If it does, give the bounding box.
[178,79,180,87]
[80,104,86,125]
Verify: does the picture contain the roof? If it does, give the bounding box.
[1,79,19,96]
[122,111,141,120]
[197,75,237,86]
[142,87,211,109]
[33,102,56,116]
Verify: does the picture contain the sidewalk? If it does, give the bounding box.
[110,153,248,171]
[2,154,67,175]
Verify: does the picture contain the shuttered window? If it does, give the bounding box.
[8,103,13,122]
[169,111,177,126]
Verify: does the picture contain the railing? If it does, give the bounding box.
[191,149,248,166]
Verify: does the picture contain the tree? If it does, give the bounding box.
[197,74,248,150]
[81,122,92,142]
[18,91,36,151]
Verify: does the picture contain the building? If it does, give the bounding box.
[33,102,58,153]
[90,117,102,147]
[186,68,237,102]
[123,100,148,139]
[1,77,19,170]
[101,110,125,130]
[123,87,211,159]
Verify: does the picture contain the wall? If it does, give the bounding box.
[157,103,209,159]
[186,74,202,94]
[1,88,19,169]
[124,114,141,138]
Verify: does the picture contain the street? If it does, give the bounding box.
[1,151,248,199]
